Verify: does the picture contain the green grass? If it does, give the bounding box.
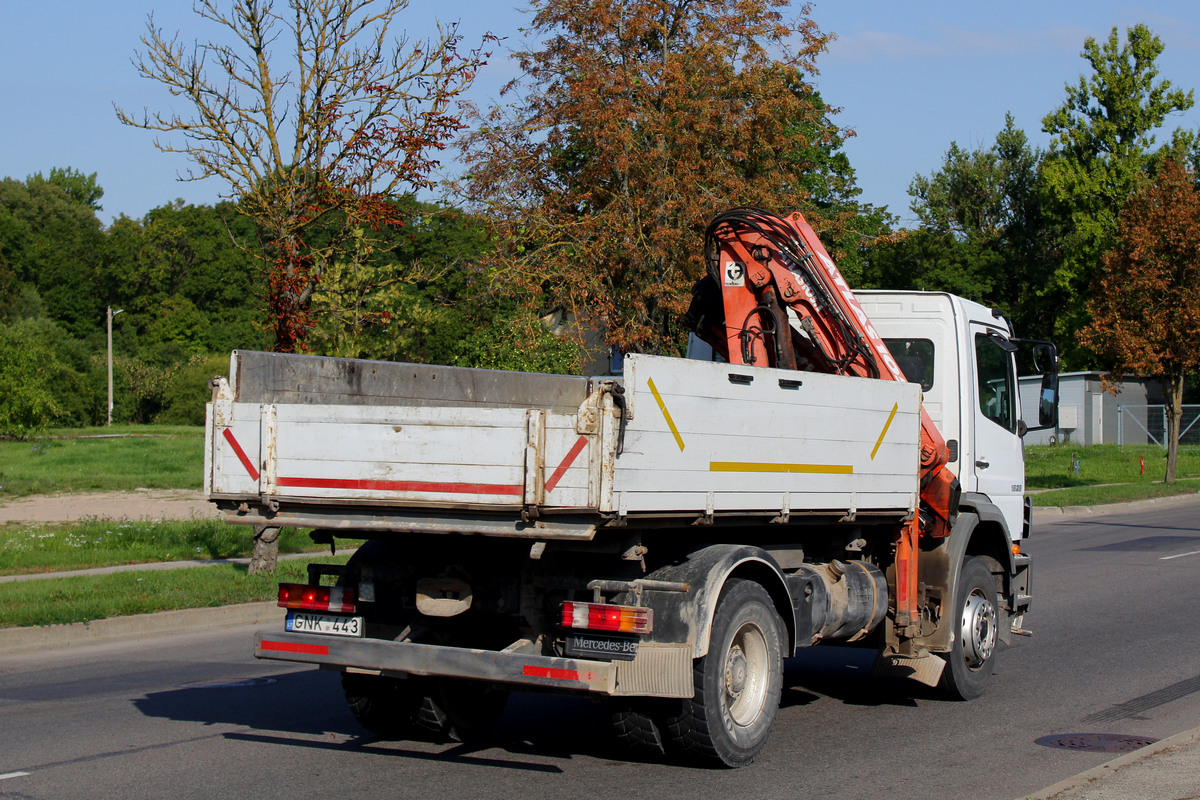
[1025,444,1200,507]
[0,519,336,576]
[1024,443,1200,488]
[0,426,204,497]
[0,556,349,628]
[1029,478,1200,507]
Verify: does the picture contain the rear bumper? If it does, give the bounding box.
[255,632,617,694]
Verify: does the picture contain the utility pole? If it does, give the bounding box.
[106,306,124,426]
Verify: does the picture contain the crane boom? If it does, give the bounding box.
[687,208,961,633]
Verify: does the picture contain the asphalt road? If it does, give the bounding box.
[2,500,1198,800]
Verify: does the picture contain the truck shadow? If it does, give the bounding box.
[133,668,677,771]
[132,652,935,770]
[783,647,928,709]
[133,667,359,737]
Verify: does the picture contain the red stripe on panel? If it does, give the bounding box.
[544,436,589,494]
[275,476,523,497]
[523,665,581,682]
[222,429,260,481]
[260,640,329,656]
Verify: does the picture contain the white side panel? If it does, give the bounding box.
[615,355,921,515]
[210,402,594,509]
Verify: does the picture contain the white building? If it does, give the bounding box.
[1019,372,1163,446]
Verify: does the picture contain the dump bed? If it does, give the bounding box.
[205,351,921,538]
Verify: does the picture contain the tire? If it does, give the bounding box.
[415,679,509,743]
[342,673,423,739]
[610,699,669,755]
[666,579,784,768]
[939,556,1000,700]
[343,673,508,742]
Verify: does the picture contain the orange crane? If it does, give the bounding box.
[688,207,961,634]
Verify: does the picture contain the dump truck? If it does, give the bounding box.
[204,208,1058,767]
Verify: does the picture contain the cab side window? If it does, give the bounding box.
[975,333,1016,433]
[883,338,934,391]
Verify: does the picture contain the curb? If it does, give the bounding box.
[1021,725,1200,800]
[0,601,277,656]
[1034,491,1200,518]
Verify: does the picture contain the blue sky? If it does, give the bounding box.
[2,1,1198,226]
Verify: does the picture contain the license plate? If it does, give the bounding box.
[565,633,639,661]
[285,611,364,638]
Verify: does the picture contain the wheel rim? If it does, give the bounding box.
[960,589,997,670]
[723,620,769,726]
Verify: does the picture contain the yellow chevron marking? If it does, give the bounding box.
[647,377,685,451]
[871,402,899,461]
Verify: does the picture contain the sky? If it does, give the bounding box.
[2,1,1199,227]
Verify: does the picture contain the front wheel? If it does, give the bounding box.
[939,556,1000,700]
[667,579,784,768]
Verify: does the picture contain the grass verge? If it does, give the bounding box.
[0,426,204,497]
[1025,444,1200,507]
[0,519,334,576]
[0,557,348,629]
[1029,478,1200,507]
[1024,443,1200,489]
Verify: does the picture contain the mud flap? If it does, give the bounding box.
[872,653,946,687]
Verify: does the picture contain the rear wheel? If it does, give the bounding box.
[342,673,422,739]
[666,579,784,767]
[610,699,669,755]
[939,556,999,700]
[416,679,509,742]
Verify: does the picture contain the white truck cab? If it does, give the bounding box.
[859,291,1030,540]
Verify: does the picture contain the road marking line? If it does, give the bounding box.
[0,772,31,781]
[1160,549,1200,561]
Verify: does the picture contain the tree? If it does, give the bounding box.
[462,0,865,355]
[117,0,491,353]
[1079,160,1200,482]
[0,318,100,437]
[870,115,1057,338]
[103,201,267,357]
[26,168,104,211]
[1041,24,1195,363]
[0,174,107,337]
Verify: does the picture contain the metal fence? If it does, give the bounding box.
[1117,404,1200,447]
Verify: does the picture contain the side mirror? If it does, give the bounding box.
[1038,372,1059,428]
[1012,338,1059,433]
[1032,342,1057,374]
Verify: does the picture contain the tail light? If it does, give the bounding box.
[277,583,357,614]
[561,601,652,634]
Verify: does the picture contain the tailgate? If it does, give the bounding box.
[205,351,615,514]
[207,400,608,511]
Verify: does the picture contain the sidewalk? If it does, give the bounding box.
[0,551,329,584]
[1021,726,1200,800]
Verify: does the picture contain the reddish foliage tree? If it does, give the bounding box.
[1079,160,1200,481]
[461,0,866,355]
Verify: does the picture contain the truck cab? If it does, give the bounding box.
[859,291,1032,541]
